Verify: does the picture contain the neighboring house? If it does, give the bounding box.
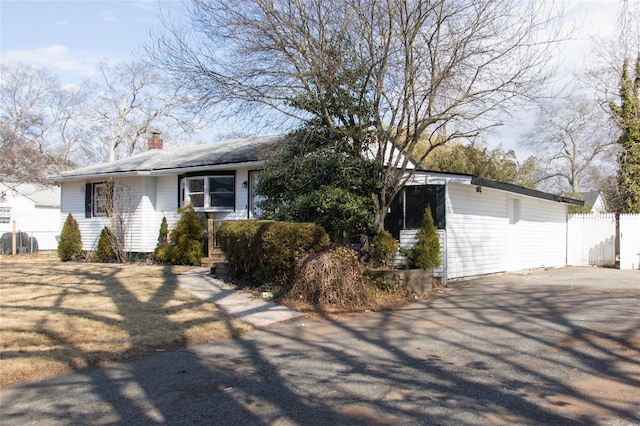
[0,182,61,252]
[579,191,607,214]
[55,135,582,280]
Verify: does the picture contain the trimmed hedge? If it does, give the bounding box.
[217,220,330,286]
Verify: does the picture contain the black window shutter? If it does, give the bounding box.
[85,183,93,218]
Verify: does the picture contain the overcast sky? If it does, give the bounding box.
[0,0,628,152]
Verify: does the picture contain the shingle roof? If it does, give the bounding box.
[57,135,287,180]
[0,183,60,207]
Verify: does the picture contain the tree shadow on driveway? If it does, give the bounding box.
[2,268,639,425]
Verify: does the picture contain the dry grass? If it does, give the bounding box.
[0,257,253,387]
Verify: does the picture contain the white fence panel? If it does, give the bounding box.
[620,214,640,270]
[567,213,616,266]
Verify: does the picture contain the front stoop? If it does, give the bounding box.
[201,247,226,267]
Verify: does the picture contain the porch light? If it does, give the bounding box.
[242,181,248,189]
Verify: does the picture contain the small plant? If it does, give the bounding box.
[58,213,82,261]
[95,227,119,263]
[404,206,441,269]
[154,216,170,262]
[373,229,399,268]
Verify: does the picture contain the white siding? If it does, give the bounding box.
[445,183,509,279]
[60,167,258,254]
[445,183,569,279]
[516,196,567,270]
[0,184,61,251]
[61,180,105,251]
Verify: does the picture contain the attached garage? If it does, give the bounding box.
[386,171,582,281]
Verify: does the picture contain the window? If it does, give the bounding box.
[181,175,235,211]
[85,182,113,218]
[0,207,10,224]
[384,185,446,239]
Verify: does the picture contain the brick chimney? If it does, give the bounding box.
[148,132,163,150]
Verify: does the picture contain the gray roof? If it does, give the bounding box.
[0,183,60,207]
[57,135,287,180]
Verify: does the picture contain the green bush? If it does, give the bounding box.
[217,220,264,276]
[257,221,331,285]
[404,207,441,269]
[218,220,330,286]
[166,205,205,265]
[95,227,118,263]
[58,213,82,261]
[373,229,399,267]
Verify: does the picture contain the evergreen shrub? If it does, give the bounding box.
[217,220,263,276]
[218,220,330,286]
[165,205,205,265]
[373,229,399,267]
[404,207,441,269]
[95,227,118,263]
[154,216,170,262]
[258,221,331,285]
[58,213,82,261]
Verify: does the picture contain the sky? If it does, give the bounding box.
[0,0,174,82]
[0,0,628,152]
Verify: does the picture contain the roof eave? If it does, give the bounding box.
[470,176,585,206]
[53,160,266,182]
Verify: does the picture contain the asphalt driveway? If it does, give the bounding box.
[2,267,639,425]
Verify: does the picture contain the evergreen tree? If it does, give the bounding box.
[404,207,441,270]
[154,216,170,263]
[611,55,640,213]
[58,213,82,261]
[95,227,118,263]
[166,205,204,265]
[157,216,169,246]
[258,127,381,245]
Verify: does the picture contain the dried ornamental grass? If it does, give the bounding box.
[285,247,374,311]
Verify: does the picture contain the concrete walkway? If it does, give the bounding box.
[176,268,303,327]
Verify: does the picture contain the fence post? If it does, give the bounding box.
[12,220,16,256]
[208,218,214,256]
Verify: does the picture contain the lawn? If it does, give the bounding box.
[0,258,253,387]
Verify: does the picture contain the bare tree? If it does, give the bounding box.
[582,0,639,110]
[523,96,618,194]
[88,61,198,162]
[0,62,87,185]
[148,0,565,230]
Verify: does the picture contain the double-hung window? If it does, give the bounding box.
[181,175,235,211]
[0,207,10,224]
[85,182,113,218]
